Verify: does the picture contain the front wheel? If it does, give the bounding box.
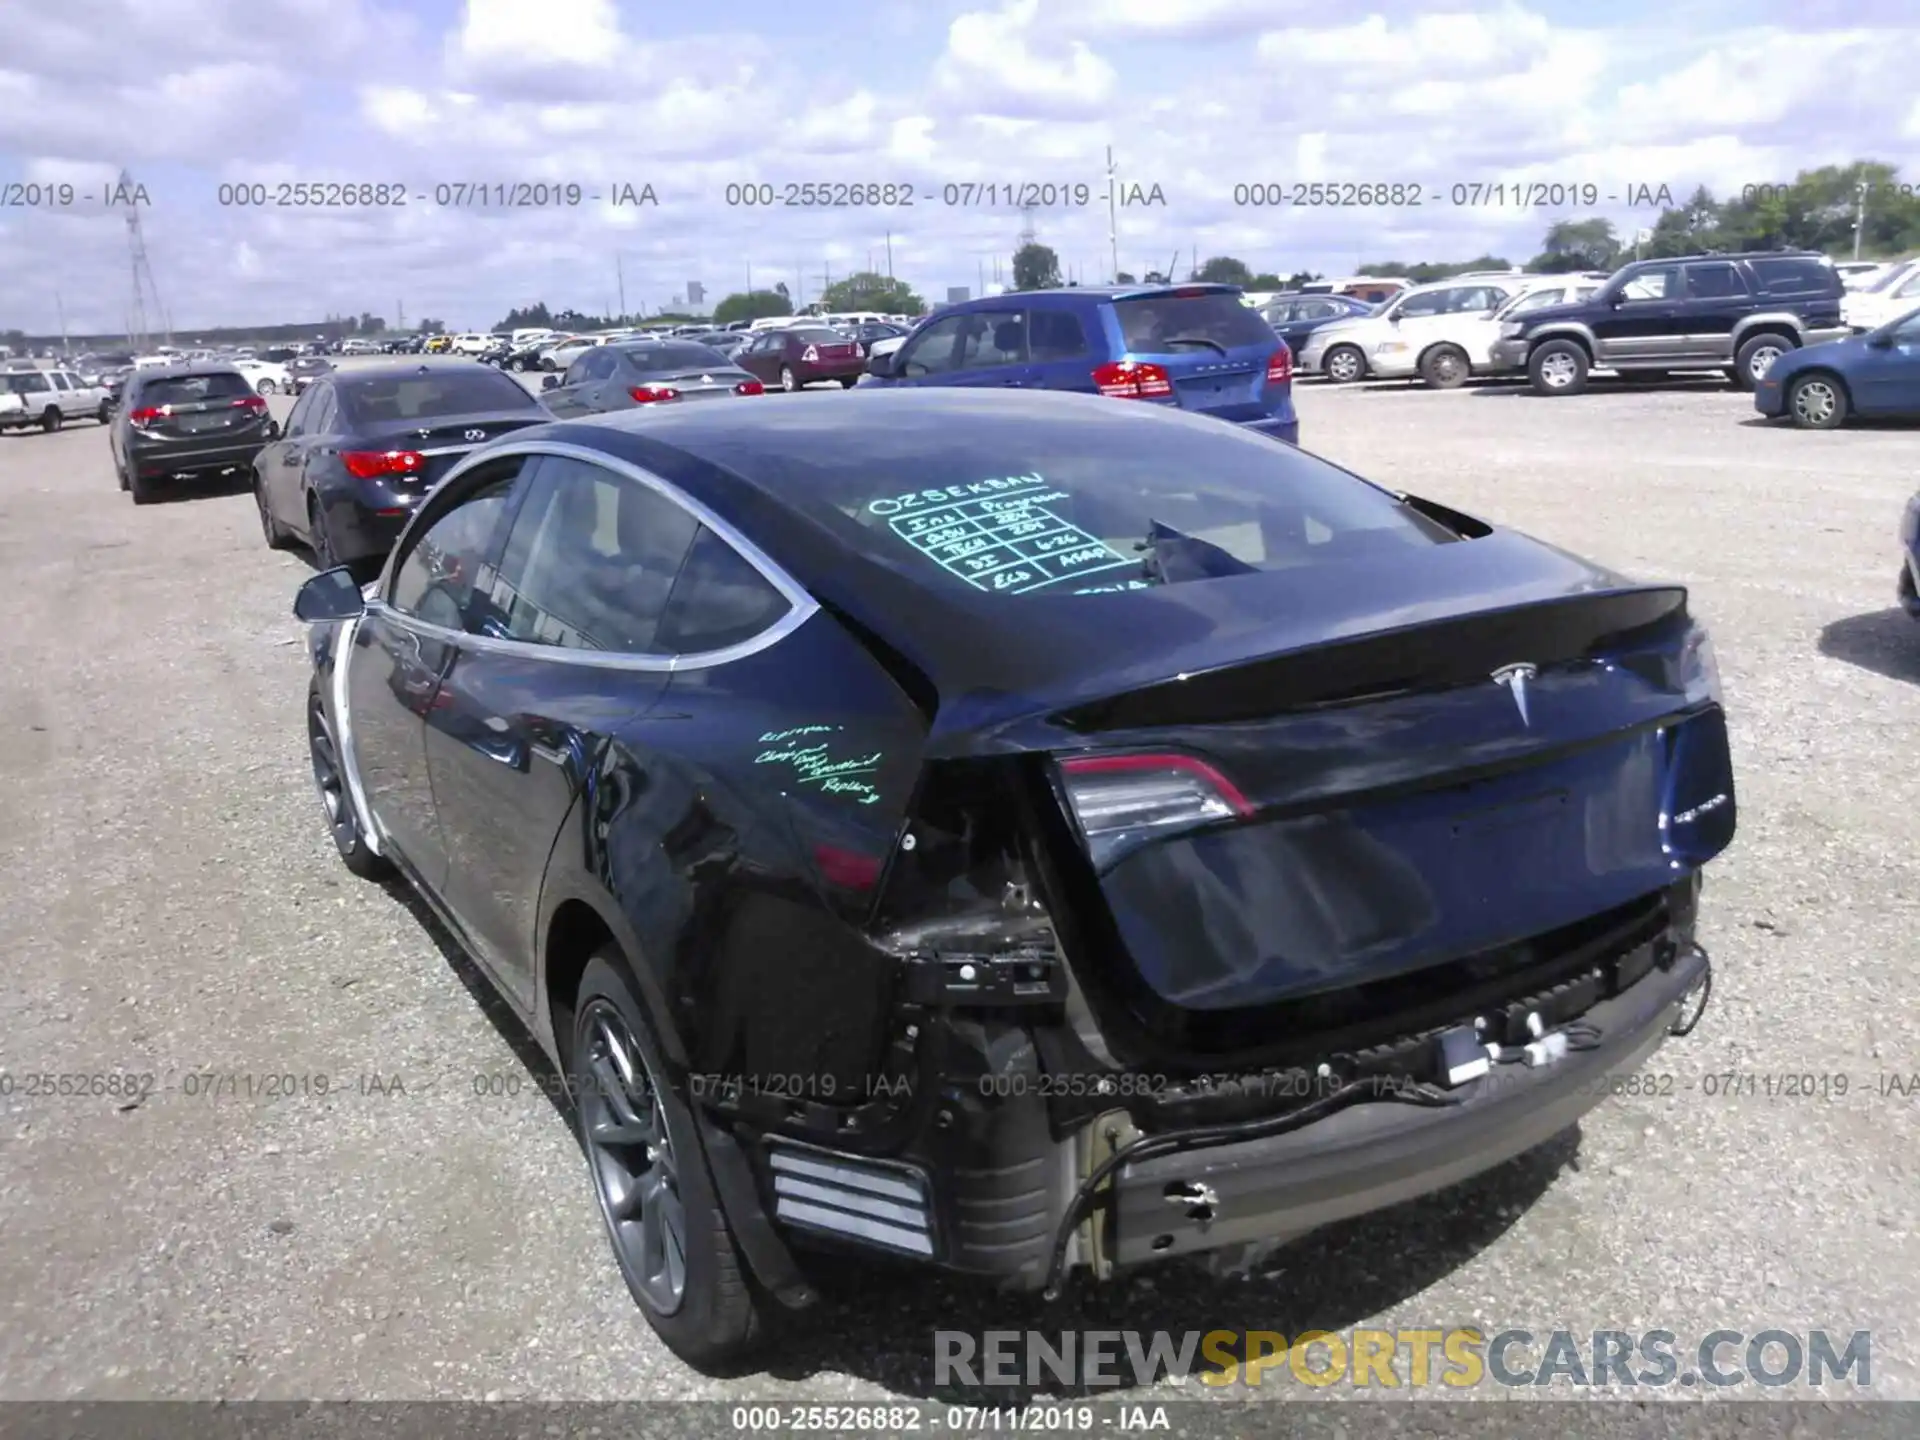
[257,379,277,395]
[1322,345,1365,384]
[98,402,112,424]
[572,951,766,1368]
[780,366,799,392]
[308,686,391,879]
[1528,340,1589,396]
[257,476,291,549]
[1786,373,1848,429]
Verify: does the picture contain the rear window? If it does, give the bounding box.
[619,343,731,371]
[788,328,846,345]
[338,369,536,423]
[766,406,1458,598]
[3,373,51,394]
[1747,257,1837,295]
[137,372,251,404]
[1113,292,1274,353]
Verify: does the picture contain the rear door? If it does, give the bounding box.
[1106,287,1281,422]
[1677,260,1752,362]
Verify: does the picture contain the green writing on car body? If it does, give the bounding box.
[753,727,884,805]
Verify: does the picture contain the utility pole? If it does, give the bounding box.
[55,291,68,356]
[616,253,626,317]
[886,231,893,279]
[397,299,405,331]
[1106,145,1120,283]
[1854,180,1868,261]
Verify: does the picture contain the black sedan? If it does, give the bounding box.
[845,320,909,355]
[111,365,278,505]
[292,388,1733,1367]
[255,361,550,573]
[539,339,763,417]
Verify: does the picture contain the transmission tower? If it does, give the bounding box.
[1017,202,1038,249]
[119,170,167,349]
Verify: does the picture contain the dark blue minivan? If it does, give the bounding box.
[866,283,1299,444]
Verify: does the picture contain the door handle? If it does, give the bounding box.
[530,742,567,767]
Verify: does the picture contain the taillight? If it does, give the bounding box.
[1265,347,1293,384]
[1058,752,1253,869]
[801,345,819,363]
[628,386,680,403]
[128,405,168,425]
[734,379,765,395]
[234,394,269,413]
[342,449,425,479]
[1092,360,1173,399]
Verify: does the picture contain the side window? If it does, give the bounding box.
[1896,272,1920,299]
[584,349,619,381]
[1028,309,1089,361]
[1618,265,1679,301]
[1396,290,1447,318]
[1890,312,1920,342]
[655,525,793,655]
[897,314,971,376]
[308,387,337,435]
[957,310,1028,368]
[1684,263,1747,299]
[563,357,592,386]
[387,463,525,630]
[488,455,700,654]
[282,388,314,437]
[51,373,71,391]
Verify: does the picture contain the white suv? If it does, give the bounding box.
[1300,275,1551,386]
[0,368,111,432]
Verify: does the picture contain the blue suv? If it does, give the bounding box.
[866,284,1299,444]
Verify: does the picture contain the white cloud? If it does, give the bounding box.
[933,0,1117,119]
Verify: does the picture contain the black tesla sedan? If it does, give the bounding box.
[255,361,550,573]
[293,388,1734,1368]
[539,339,763,418]
[111,364,278,504]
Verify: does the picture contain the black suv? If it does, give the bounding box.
[1488,250,1849,395]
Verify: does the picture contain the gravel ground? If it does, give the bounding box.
[0,371,1916,1407]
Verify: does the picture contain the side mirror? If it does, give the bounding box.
[1867,331,1894,349]
[294,566,366,622]
[542,374,561,390]
[867,351,899,378]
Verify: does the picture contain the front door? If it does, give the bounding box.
[1593,264,1684,365]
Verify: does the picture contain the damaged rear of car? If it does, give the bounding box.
[594,391,1734,1340]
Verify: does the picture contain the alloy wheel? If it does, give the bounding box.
[1747,345,1783,381]
[307,693,356,850]
[1539,352,1578,388]
[1325,349,1361,383]
[1791,379,1839,427]
[579,999,688,1314]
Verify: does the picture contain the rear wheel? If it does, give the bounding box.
[838,376,857,389]
[1528,340,1589,396]
[572,950,766,1368]
[780,365,799,392]
[1786,372,1848,429]
[40,407,61,433]
[257,475,291,549]
[308,686,391,879]
[257,378,277,395]
[1419,345,1470,389]
[128,464,156,504]
[309,494,341,569]
[1734,334,1792,391]
[97,401,112,424]
[1322,345,1365,383]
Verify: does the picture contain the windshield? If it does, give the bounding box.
[789,328,847,345]
[338,369,538,423]
[1863,261,1917,294]
[764,406,1458,597]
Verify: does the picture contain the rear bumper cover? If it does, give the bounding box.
[1238,414,1300,445]
[1105,942,1705,1267]
[129,438,267,475]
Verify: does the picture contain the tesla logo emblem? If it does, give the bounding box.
[700,375,712,382]
[464,428,486,440]
[1490,663,1538,726]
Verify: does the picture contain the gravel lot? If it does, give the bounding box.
[1,370,1917,1405]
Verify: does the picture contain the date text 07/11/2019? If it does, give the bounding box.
[1229,181,1679,208]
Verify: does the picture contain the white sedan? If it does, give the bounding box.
[230,358,292,395]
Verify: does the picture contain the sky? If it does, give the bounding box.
[1,0,1917,335]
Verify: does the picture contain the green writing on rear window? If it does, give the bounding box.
[866,473,1136,595]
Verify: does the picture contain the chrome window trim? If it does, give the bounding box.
[371,438,819,674]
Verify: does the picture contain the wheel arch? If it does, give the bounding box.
[1526,326,1595,361]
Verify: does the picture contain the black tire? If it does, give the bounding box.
[97,401,112,424]
[1786,372,1849,430]
[1734,333,1792,391]
[779,365,799,392]
[1322,345,1365,384]
[129,465,156,504]
[308,685,392,880]
[257,475,292,549]
[1419,345,1470,389]
[1528,340,1589,396]
[837,376,857,389]
[40,407,61,433]
[571,949,766,1368]
[309,494,340,569]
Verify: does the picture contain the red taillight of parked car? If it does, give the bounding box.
[127,405,169,426]
[628,386,680,404]
[1091,360,1173,399]
[233,394,269,413]
[1266,347,1293,384]
[734,379,765,395]
[342,449,425,479]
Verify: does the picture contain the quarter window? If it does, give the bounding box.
[488,455,700,654]
[1684,263,1748,299]
[387,464,525,631]
[656,526,793,654]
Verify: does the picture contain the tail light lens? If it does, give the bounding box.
[801,345,819,363]
[628,386,680,403]
[1058,752,1253,870]
[128,405,168,426]
[1092,360,1173,399]
[342,449,425,479]
[734,379,765,395]
[233,394,269,413]
[1265,347,1293,384]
